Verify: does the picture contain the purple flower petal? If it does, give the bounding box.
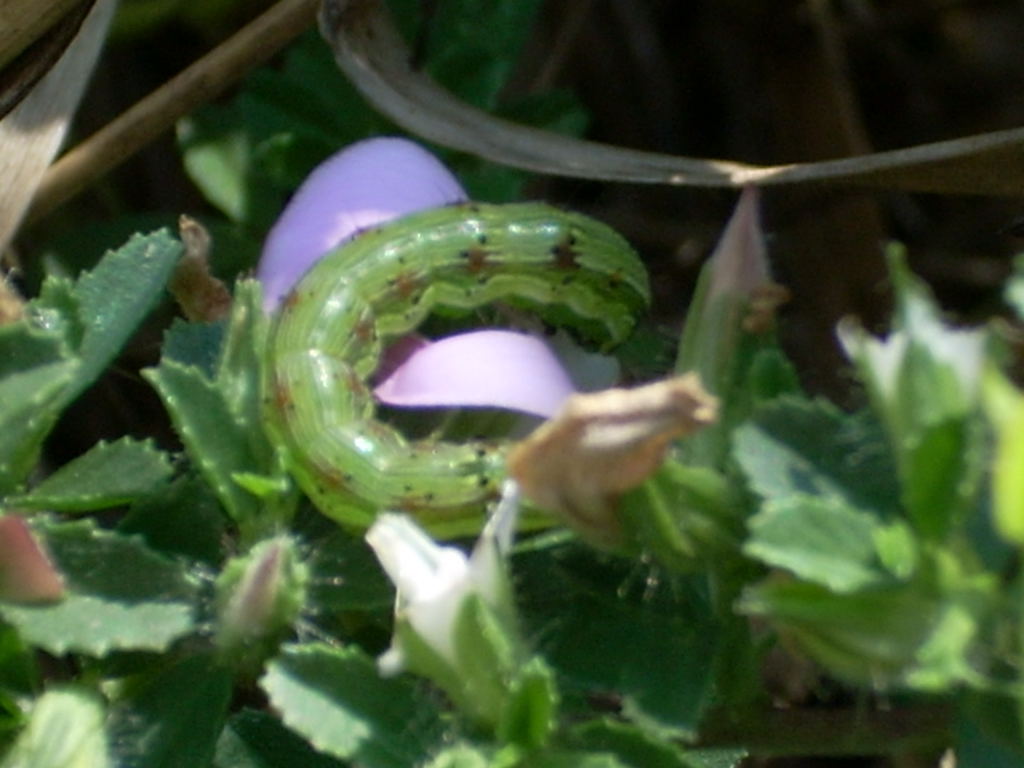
[258,137,467,312]
[374,330,577,418]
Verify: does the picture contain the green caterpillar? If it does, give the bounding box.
[263,202,650,536]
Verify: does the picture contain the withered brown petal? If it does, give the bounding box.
[507,374,717,547]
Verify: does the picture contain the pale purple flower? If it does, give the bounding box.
[373,329,576,418]
[258,136,467,312]
[258,137,601,419]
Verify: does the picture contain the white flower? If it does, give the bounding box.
[366,481,520,676]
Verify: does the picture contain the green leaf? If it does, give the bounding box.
[118,473,228,566]
[498,657,558,750]
[0,319,69,378]
[215,280,271,458]
[65,229,183,399]
[178,109,271,225]
[744,496,889,593]
[214,710,348,768]
[0,688,109,768]
[958,689,1024,767]
[0,360,79,493]
[306,528,394,612]
[733,397,900,517]
[983,367,1024,545]
[387,0,543,109]
[147,282,293,538]
[530,751,630,768]
[619,463,740,571]
[108,653,232,768]
[144,358,261,525]
[447,593,519,726]
[422,744,503,768]
[839,248,987,540]
[1006,253,1024,321]
[562,719,699,768]
[0,520,197,655]
[680,749,749,768]
[32,276,83,351]
[0,313,77,491]
[738,579,942,686]
[901,416,983,540]
[0,625,38,697]
[0,230,181,492]
[161,317,225,376]
[5,438,173,511]
[260,644,443,768]
[517,549,719,739]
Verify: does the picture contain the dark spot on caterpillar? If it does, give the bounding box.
[477,475,490,488]
[477,233,488,245]
[388,272,421,300]
[354,318,376,343]
[317,464,349,490]
[475,447,488,458]
[403,484,413,493]
[551,236,580,270]
[424,492,436,502]
[343,369,369,398]
[561,274,574,286]
[272,380,293,412]
[460,247,490,274]
[282,291,303,312]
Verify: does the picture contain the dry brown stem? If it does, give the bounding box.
[25,0,320,225]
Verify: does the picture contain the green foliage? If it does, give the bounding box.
[213,709,348,768]
[260,644,444,768]
[0,230,182,493]
[144,280,295,542]
[0,688,109,768]
[0,519,198,655]
[516,547,722,740]
[5,1,1024,764]
[4,438,173,512]
[733,397,901,517]
[178,4,587,241]
[107,653,233,768]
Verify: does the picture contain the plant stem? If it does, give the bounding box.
[26,0,319,224]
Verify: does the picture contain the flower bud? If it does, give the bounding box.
[366,486,523,727]
[215,536,307,665]
[0,516,63,603]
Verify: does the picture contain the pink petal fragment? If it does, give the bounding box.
[707,186,768,300]
[0,516,64,603]
[258,137,467,312]
[374,330,577,418]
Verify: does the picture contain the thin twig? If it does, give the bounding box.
[317,0,1024,196]
[25,0,320,225]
